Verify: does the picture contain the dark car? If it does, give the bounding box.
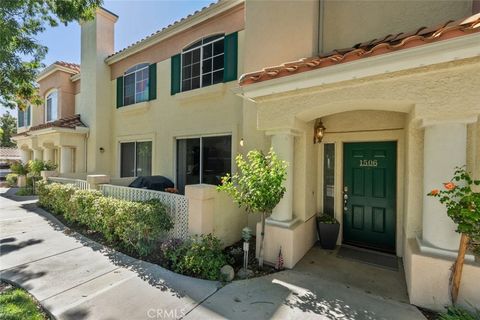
[128,175,174,192]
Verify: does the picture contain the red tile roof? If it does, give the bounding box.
[107,0,222,59]
[14,115,86,136]
[239,13,480,86]
[0,147,20,160]
[54,61,80,74]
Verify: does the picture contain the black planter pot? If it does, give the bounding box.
[316,219,340,250]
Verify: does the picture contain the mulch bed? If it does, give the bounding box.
[224,237,280,279]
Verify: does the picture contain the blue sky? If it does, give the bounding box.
[1,0,214,118]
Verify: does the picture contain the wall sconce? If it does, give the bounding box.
[313,119,326,144]
[99,147,105,153]
[239,138,244,147]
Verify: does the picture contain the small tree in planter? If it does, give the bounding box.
[10,161,29,187]
[428,167,480,303]
[218,149,287,267]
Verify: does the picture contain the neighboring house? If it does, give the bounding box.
[0,147,20,181]
[12,0,480,311]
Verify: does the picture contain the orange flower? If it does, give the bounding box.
[443,182,456,191]
[429,189,440,196]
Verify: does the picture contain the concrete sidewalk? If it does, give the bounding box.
[0,189,426,319]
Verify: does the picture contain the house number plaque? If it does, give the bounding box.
[359,159,378,167]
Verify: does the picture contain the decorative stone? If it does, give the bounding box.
[237,268,254,279]
[220,265,235,282]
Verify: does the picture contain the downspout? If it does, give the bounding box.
[85,132,89,174]
[317,0,325,55]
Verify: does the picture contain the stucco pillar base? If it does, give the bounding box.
[404,238,480,312]
[415,236,474,262]
[266,216,299,228]
[185,184,215,236]
[86,174,110,190]
[256,216,316,269]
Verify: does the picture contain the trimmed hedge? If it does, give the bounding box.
[37,181,173,256]
[161,234,228,280]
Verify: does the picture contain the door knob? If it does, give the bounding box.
[343,186,348,212]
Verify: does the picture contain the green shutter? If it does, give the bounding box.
[223,32,238,82]
[148,63,157,100]
[171,54,181,95]
[116,76,124,108]
[18,110,24,127]
[26,106,31,126]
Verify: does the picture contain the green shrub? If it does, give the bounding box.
[163,234,227,280]
[15,187,34,196]
[6,173,18,187]
[10,162,29,175]
[37,182,173,257]
[439,306,480,320]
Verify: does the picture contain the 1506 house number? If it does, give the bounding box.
[359,159,378,167]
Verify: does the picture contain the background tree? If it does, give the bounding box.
[0,112,17,147]
[218,149,287,267]
[0,0,102,110]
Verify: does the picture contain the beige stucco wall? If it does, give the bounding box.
[109,3,244,79]
[34,70,77,125]
[243,0,319,73]
[79,9,116,174]
[108,30,246,185]
[322,0,473,53]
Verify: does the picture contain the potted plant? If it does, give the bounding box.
[316,214,340,250]
[10,161,29,187]
[40,160,58,181]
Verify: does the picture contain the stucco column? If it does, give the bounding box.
[43,148,54,163]
[266,129,299,226]
[33,149,43,161]
[421,118,477,255]
[60,146,73,174]
[20,149,31,163]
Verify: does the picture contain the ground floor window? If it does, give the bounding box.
[176,135,231,194]
[120,141,152,178]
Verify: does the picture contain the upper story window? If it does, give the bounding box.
[46,90,58,122]
[170,32,238,95]
[124,63,149,106]
[116,63,157,108]
[181,34,224,92]
[17,106,31,128]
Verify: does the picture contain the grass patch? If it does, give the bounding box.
[0,283,48,320]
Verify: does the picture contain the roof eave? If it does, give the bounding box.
[105,0,244,65]
[235,32,480,100]
[37,64,79,82]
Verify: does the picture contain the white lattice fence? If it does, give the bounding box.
[47,177,90,190]
[100,184,189,239]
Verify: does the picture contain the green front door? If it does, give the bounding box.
[343,142,396,253]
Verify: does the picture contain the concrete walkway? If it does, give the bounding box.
[0,189,426,320]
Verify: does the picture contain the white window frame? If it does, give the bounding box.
[123,63,149,106]
[45,90,58,122]
[17,106,32,128]
[119,139,153,178]
[181,34,225,92]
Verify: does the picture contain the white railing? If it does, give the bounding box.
[100,184,189,240]
[47,177,90,190]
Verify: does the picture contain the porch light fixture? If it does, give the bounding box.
[99,147,105,153]
[314,119,326,144]
[239,138,244,147]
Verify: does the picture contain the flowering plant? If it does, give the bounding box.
[428,167,480,254]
